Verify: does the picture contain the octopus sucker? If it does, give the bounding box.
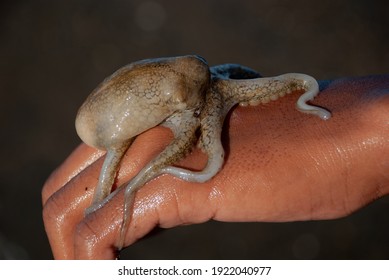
[75,55,331,250]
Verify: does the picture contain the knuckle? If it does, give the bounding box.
[75,214,99,249]
[42,192,64,226]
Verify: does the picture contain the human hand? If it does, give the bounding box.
[42,75,389,259]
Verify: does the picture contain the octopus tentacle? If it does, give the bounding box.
[162,87,226,183]
[217,73,332,120]
[290,74,332,120]
[85,141,132,215]
[118,109,200,249]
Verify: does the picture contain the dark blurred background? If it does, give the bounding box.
[0,0,388,259]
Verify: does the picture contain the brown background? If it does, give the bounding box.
[0,0,388,259]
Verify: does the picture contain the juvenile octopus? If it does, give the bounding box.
[75,55,331,250]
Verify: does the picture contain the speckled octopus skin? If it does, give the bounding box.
[75,55,331,250]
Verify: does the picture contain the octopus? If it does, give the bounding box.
[75,55,331,251]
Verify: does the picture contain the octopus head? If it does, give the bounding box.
[75,55,210,150]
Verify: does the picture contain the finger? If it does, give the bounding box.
[74,171,215,259]
[43,126,175,259]
[42,144,105,205]
[42,162,98,259]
